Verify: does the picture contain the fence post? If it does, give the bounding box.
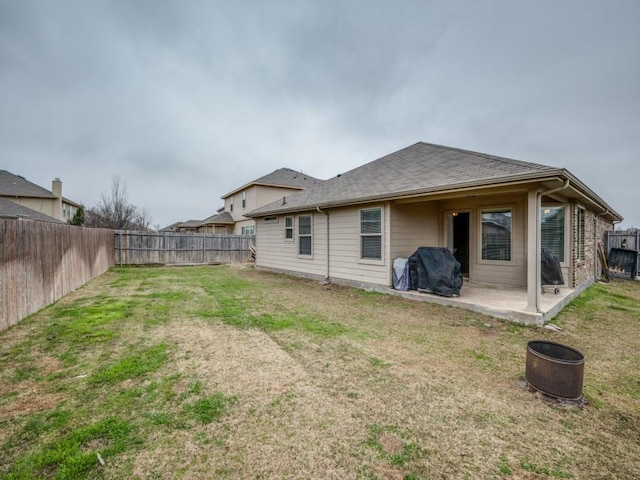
[118,231,123,266]
[637,230,640,278]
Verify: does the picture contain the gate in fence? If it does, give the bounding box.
[115,231,255,265]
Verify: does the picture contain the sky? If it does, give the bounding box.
[1,0,639,229]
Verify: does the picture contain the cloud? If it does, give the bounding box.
[1,0,638,227]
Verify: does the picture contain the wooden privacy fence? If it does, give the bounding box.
[0,219,115,332]
[115,231,255,265]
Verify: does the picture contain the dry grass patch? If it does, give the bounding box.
[0,266,639,479]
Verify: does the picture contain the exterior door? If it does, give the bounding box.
[447,211,470,276]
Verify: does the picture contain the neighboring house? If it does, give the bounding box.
[158,221,182,233]
[166,168,323,234]
[196,211,235,234]
[0,170,81,223]
[221,167,323,235]
[174,219,202,233]
[247,142,622,320]
[0,197,64,223]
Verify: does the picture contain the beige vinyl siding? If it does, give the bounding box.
[227,185,297,223]
[435,193,527,287]
[326,205,390,286]
[241,186,258,213]
[255,211,327,278]
[256,191,565,290]
[234,219,256,235]
[255,205,391,287]
[255,186,302,211]
[472,195,527,287]
[12,197,57,220]
[390,202,439,259]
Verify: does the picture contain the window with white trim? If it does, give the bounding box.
[481,208,512,261]
[577,208,585,260]
[298,215,312,256]
[541,206,565,262]
[241,225,255,235]
[285,216,293,240]
[360,207,382,260]
[229,196,234,212]
[242,191,246,209]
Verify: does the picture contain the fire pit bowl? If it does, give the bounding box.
[525,340,585,400]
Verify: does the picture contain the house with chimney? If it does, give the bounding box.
[0,170,81,223]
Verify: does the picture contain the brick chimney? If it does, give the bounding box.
[52,178,63,220]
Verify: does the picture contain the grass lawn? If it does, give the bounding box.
[1,265,639,479]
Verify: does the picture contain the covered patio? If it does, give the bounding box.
[386,280,585,325]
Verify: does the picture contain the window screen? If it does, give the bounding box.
[285,216,293,240]
[298,215,312,255]
[360,208,382,260]
[481,209,512,261]
[541,206,565,262]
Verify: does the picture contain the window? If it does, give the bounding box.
[360,208,382,260]
[541,206,565,262]
[285,216,293,240]
[577,208,585,260]
[481,208,512,261]
[298,215,312,256]
[242,191,246,209]
[241,226,255,235]
[229,196,234,212]
[264,216,278,224]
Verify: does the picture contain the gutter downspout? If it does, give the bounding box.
[317,207,330,283]
[531,179,570,312]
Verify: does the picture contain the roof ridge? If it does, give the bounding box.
[418,142,555,170]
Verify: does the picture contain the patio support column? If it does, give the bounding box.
[526,189,540,312]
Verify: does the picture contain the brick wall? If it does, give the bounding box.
[571,202,614,288]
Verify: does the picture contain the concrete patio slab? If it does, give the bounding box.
[385,280,588,325]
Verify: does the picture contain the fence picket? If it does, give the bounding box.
[0,219,115,332]
[113,231,255,265]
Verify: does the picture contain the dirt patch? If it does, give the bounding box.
[378,431,404,455]
[2,266,639,479]
[0,382,65,422]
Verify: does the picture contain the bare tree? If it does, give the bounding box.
[136,207,153,231]
[85,176,153,230]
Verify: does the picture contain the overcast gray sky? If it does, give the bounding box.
[2,0,639,229]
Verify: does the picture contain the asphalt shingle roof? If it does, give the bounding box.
[248,142,559,216]
[0,197,64,223]
[222,167,323,198]
[0,170,55,198]
[201,211,234,224]
[0,170,80,206]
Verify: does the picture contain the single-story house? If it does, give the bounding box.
[247,142,622,323]
[194,211,236,234]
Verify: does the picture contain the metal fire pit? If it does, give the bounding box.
[525,340,585,400]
